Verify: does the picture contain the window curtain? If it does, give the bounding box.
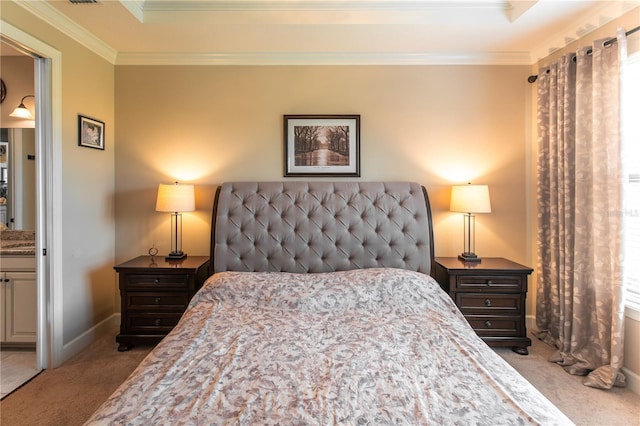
[535,29,627,390]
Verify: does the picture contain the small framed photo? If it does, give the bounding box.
[0,143,7,164]
[284,114,360,177]
[78,115,105,150]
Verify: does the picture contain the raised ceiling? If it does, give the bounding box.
[12,0,640,65]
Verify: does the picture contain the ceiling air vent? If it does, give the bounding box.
[69,0,99,4]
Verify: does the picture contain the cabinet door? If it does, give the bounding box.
[4,271,37,343]
[0,278,5,341]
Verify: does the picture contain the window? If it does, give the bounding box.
[623,51,640,317]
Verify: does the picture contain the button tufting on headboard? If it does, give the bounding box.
[211,181,434,275]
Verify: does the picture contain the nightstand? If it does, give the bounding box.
[114,255,210,351]
[434,257,533,355]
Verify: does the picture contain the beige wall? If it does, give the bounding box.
[626,319,640,382]
[2,2,117,354]
[0,55,35,129]
[61,45,116,343]
[115,65,532,268]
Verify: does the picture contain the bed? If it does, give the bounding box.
[86,181,573,425]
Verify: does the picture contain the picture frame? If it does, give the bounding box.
[0,143,7,165]
[78,114,105,150]
[284,114,360,177]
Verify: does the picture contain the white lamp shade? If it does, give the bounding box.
[9,105,33,119]
[9,96,35,119]
[450,184,492,213]
[156,183,195,212]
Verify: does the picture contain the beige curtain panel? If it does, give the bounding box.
[535,29,628,390]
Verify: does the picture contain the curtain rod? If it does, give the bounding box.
[527,25,640,83]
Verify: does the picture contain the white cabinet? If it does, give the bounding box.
[0,257,36,346]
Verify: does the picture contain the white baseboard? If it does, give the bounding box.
[526,314,537,333]
[622,367,640,395]
[59,313,120,366]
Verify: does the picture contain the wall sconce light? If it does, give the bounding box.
[156,182,195,260]
[450,183,492,263]
[9,95,35,119]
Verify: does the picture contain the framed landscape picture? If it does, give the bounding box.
[284,115,360,177]
[78,114,105,150]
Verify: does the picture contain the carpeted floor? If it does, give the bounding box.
[1,326,639,425]
[494,337,640,426]
[0,329,152,426]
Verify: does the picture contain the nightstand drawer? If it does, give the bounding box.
[456,293,522,314]
[435,258,533,353]
[124,274,190,290]
[127,313,182,334]
[456,275,524,292]
[115,256,210,351]
[465,316,523,337]
[127,292,191,311]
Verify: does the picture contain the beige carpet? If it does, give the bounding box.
[0,329,151,426]
[1,326,639,425]
[494,336,640,426]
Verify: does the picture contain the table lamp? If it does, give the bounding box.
[450,183,491,263]
[156,182,195,260]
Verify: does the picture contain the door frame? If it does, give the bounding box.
[1,20,63,369]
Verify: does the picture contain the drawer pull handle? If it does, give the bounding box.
[485,320,492,328]
[486,280,493,286]
[155,297,161,304]
[154,319,161,326]
[154,279,160,284]
[484,299,492,307]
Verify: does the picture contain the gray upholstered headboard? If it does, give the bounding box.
[210,181,435,275]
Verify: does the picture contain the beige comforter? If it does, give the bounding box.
[86,268,573,425]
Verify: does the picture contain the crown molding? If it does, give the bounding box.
[13,0,117,64]
[13,0,521,66]
[119,0,145,22]
[140,1,504,13]
[129,0,506,25]
[13,0,636,67]
[115,51,531,66]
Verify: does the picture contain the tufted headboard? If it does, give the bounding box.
[210,181,435,275]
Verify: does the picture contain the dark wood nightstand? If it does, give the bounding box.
[434,257,533,355]
[114,255,210,351]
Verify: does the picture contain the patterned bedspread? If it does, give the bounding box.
[86,268,573,425]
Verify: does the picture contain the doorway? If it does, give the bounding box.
[1,19,63,393]
[0,40,40,398]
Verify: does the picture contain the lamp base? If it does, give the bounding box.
[166,251,187,261]
[459,252,482,263]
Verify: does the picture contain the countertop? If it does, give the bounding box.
[0,230,36,256]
